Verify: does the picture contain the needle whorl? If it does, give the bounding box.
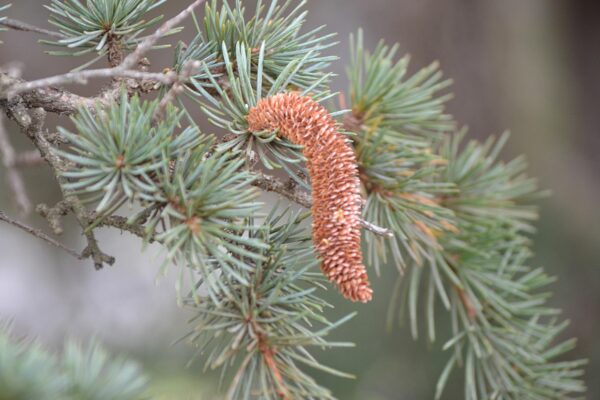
[247,92,372,302]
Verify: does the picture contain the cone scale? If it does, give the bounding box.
[248,92,372,302]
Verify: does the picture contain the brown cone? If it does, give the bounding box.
[247,92,372,302]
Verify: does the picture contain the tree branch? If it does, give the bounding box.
[1,101,114,269]
[252,172,311,208]
[4,0,206,98]
[0,210,83,260]
[120,0,206,70]
[252,172,394,238]
[360,218,395,238]
[36,201,156,243]
[35,119,115,270]
[7,69,174,97]
[0,0,200,266]
[1,72,97,114]
[0,18,65,39]
[153,60,201,123]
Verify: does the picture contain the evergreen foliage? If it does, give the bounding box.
[348,29,585,398]
[185,210,355,399]
[177,0,337,179]
[195,0,336,90]
[0,0,587,399]
[0,324,148,400]
[43,0,176,66]
[148,146,265,302]
[0,4,9,43]
[185,41,314,176]
[57,92,202,214]
[348,30,456,273]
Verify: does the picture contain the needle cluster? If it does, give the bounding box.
[0,1,587,399]
[0,3,9,43]
[0,323,148,400]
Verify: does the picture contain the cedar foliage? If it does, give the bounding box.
[0,1,586,399]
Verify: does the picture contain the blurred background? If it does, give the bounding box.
[1,0,598,398]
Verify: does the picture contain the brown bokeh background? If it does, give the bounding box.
[1,1,598,398]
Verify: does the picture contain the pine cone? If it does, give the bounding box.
[248,92,372,302]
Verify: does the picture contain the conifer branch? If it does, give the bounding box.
[252,171,393,237]
[0,323,149,399]
[0,17,65,38]
[4,0,207,97]
[1,72,102,114]
[2,99,115,269]
[0,210,83,259]
[347,30,585,398]
[120,0,206,70]
[7,69,173,97]
[0,1,586,399]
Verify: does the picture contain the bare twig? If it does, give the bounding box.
[37,201,157,242]
[2,102,115,269]
[360,219,395,238]
[253,172,311,208]
[0,18,65,39]
[80,228,115,270]
[36,201,69,235]
[5,0,206,97]
[1,70,154,116]
[94,213,155,242]
[1,72,97,114]
[252,172,394,238]
[7,69,174,97]
[0,114,31,213]
[36,122,115,270]
[120,0,206,70]
[152,61,201,123]
[0,210,83,260]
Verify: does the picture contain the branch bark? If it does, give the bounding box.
[252,172,394,237]
[1,72,97,115]
[0,18,65,39]
[7,69,173,97]
[120,0,206,70]
[0,210,83,260]
[3,0,206,98]
[1,100,115,269]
